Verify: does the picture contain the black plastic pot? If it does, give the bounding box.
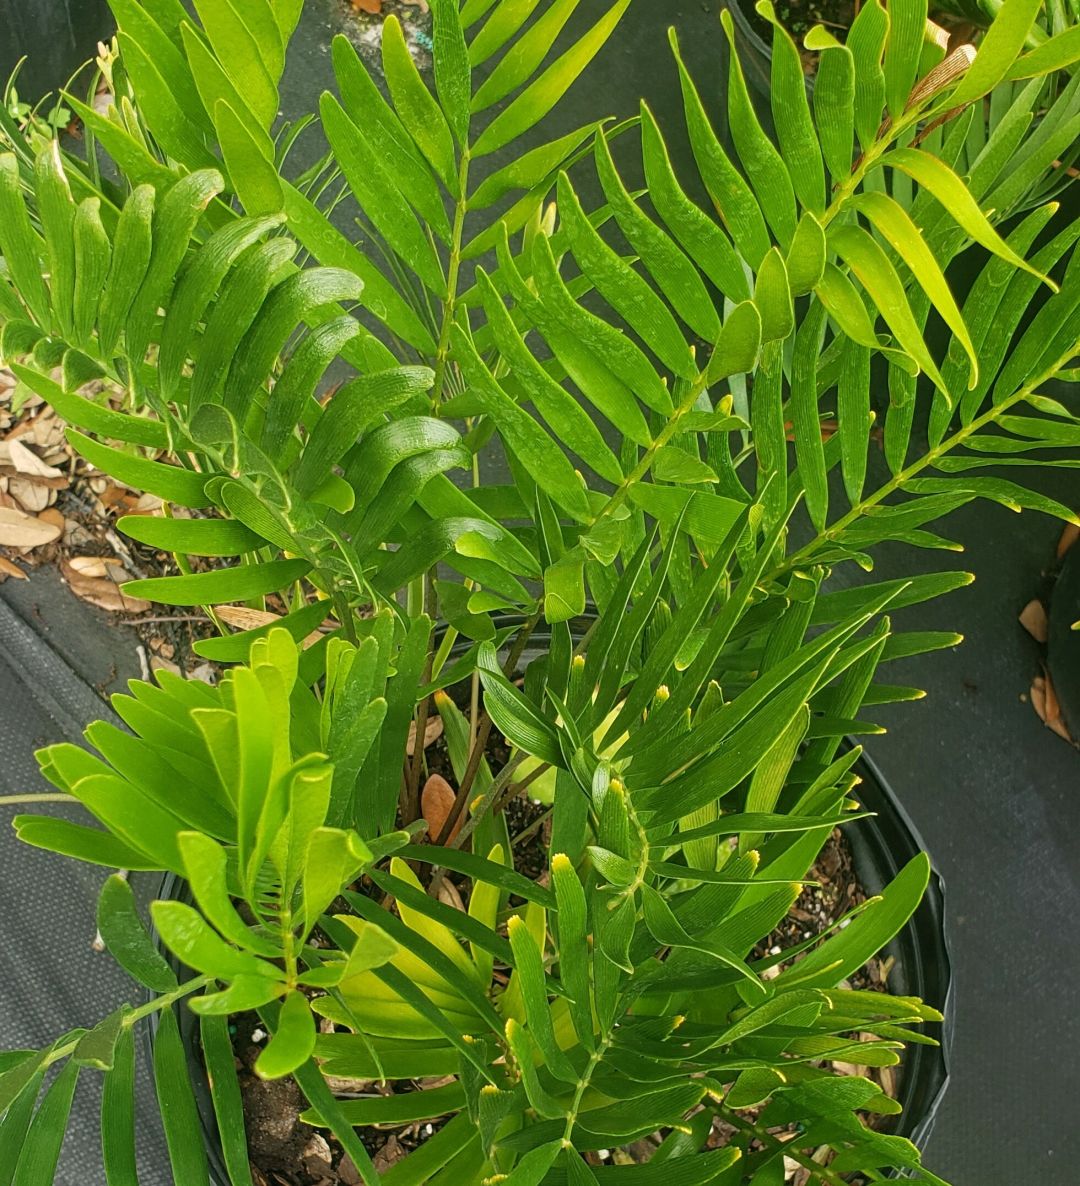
[842,747,953,1155]
[1046,535,1080,735]
[0,0,114,102]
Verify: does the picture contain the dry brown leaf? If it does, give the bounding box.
[407,714,443,756]
[1019,598,1049,643]
[215,604,281,631]
[61,558,151,614]
[436,878,465,912]
[38,507,65,532]
[1058,522,1080,558]
[0,555,28,580]
[0,506,62,548]
[9,477,53,513]
[69,554,122,578]
[1031,672,1074,743]
[350,0,382,12]
[214,603,326,647]
[421,772,461,842]
[8,438,64,478]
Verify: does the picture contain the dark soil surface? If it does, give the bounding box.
[741,0,856,67]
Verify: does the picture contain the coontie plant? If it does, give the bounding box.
[0,0,1078,1181]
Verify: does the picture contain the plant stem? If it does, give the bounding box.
[591,369,712,528]
[431,149,471,410]
[0,793,75,804]
[560,1033,614,1150]
[773,351,1077,581]
[719,1105,851,1186]
[40,974,212,1072]
[433,612,541,846]
[333,589,358,645]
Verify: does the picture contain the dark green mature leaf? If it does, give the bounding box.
[451,324,591,521]
[10,364,168,447]
[557,176,691,382]
[593,132,720,342]
[124,558,311,607]
[807,28,855,184]
[0,1069,41,1186]
[68,431,211,507]
[639,103,750,303]
[154,1009,210,1184]
[200,1011,255,1186]
[477,642,563,767]
[10,1060,79,1186]
[321,93,446,296]
[0,153,48,324]
[118,514,263,556]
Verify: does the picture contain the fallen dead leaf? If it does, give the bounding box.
[407,714,443,756]
[7,438,64,478]
[350,0,382,12]
[0,556,28,580]
[214,603,326,647]
[1058,522,1080,558]
[421,772,461,843]
[1019,598,1049,643]
[1031,671,1074,743]
[0,506,62,548]
[69,554,123,579]
[61,558,151,614]
[8,477,54,512]
[38,507,65,532]
[436,878,465,912]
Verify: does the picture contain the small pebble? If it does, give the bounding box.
[251,1027,266,1043]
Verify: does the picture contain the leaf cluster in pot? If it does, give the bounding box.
[0,0,1077,1181]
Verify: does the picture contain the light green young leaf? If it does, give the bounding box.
[192,0,280,125]
[382,15,458,191]
[848,190,977,387]
[883,148,1054,288]
[828,224,948,395]
[256,990,316,1079]
[215,100,284,215]
[951,0,1045,106]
